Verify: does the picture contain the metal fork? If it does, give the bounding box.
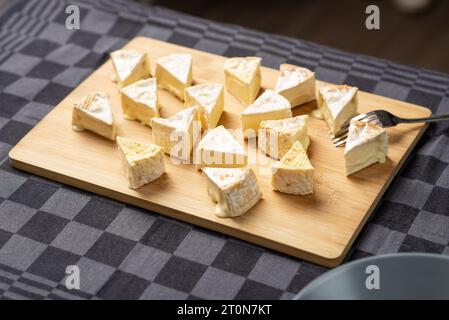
[332,110,449,147]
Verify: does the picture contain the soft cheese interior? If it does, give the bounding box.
[195,125,246,169]
[259,115,309,159]
[72,92,116,141]
[117,136,165,189]
[344,120,388,175]
[184,83,224,130]
[275,64,316,107]
[204,167,262,218]
[271,141,314,195]
[120,78,159,127]
[224,57,261,106]
[111,50,148,88]
[151,106,199,161]
[318,85,358,134]
[241,90,292,137]
[156,53,192,101]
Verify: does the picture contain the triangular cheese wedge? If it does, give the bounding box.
[241,90,292,137]
[195,125,246,169]
[117,136,165,189]
[275,64,316,108]
[155,53,192,101]
[184,83,224,130]
[72,92,116,140]
[203,167,262,218]
[224,57,261,105]
[120,78,159,127]
[259,115,309,159]
[271,141,314,195]
[344,120,388,176]
[151,106,200,161]
[111,50,148,88]
[317,84,358,134]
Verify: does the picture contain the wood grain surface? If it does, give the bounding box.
[9,37,431,267]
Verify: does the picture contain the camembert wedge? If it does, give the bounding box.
[155,53,192,101]
[241,90,292,137]
[72,92,116,140]
[151,106,199,161]
[120,78,159,127]
[271,141,314,195]
[195,126,246,169]
[117,136,165,189]
[259,115,309,159]
[203,167,262,218]
[111,50,148,88]
[224,57,261,105]
[275,64,316,107]
[317,84,358,134]
[184,83,224,130]
[344,120,388,176]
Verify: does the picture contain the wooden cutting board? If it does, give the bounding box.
[9,37,431,267]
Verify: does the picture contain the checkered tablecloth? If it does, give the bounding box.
[0,0,449,300]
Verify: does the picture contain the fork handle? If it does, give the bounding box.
[394,113,449,124]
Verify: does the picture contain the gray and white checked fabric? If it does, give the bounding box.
[0,0,449,300]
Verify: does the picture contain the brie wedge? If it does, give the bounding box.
[117,136,165,189]
[151,106,199,161]
[241,90,292,137]
[120,78,159,127]
[155,53,192,101]
[259,115,309,159]
[271,141,314,195]
[317,84,358,134]
[184,83,224,130]
[344,120,388,176]
[224,57,261,105]
[195,125,246,169]
[111,50,148,88]
[72,92,116,140]
[275,64,316,108]
[203,167,262,218]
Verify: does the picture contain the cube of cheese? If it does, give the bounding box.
[117,136,165,189]
[271,141,314,195]
[203,167,262,218]
[120,78,159,127]
[224,57,261,105]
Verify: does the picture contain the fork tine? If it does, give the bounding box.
[332,133,348,144]
[332,128,349,140]
[361,114,378,122]
[334,138,347,147]
[337,112,375,135]
[353,111,375,121]
[330,111,384,147]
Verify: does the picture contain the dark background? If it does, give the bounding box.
[151,0,449,74]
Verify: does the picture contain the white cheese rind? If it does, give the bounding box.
[203,167,262,218]
[224,57,261,105]
[259,115,309,159]
[111,50,148,88]
[241,90,292,137]
[275,64,316,108]
[184,83,224,130]
[151,106,199,161]
[344,120,388,175]
[155,53,192,101]
[116,136,165,189]
[271,141,314,195]
[72,92,116,140]
[317,85,358,134]
[120,78,159,127]
[195,125,246,169]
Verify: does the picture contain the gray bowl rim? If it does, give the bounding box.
[294,252,449,300]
